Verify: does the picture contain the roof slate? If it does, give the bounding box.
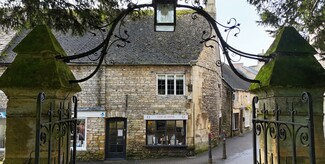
[222,64,251,90]
[0,14,210,65]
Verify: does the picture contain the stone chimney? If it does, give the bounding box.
[205,0,216,19]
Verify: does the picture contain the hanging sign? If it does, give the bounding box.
[144,115,188,120]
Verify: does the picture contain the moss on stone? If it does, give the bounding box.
[13,25,67,56]
[0,25,80,92]
[264,26,316,56]
[250,26,325,91]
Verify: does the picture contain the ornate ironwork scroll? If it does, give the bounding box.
[252,92,315,164]
[35,92,78,164]
[56,1,272,84]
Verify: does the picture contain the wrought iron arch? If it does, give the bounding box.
[56,1,272,83]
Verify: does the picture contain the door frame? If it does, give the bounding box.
[105,117,127,160]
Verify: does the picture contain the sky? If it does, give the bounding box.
[216,0,274,66]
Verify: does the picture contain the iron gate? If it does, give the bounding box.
[35,92,78,164]
[252,92,315,164]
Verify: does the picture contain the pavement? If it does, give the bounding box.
[77,131,253,164]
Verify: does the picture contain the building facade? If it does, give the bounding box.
[0,13,224,161]
[221,64,254,137]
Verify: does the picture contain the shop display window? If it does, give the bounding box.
[71,118,86,150]
[146,120,186,146]
[0,115,5,150]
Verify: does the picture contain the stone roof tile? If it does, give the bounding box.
[0,14,210,65]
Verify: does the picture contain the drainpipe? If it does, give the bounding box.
[230,90,234,137]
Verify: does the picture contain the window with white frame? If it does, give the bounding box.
[157,74,185,95]
[233,113,239,130]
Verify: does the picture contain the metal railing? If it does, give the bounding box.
[252,92,315,164]
[35,92,78,164]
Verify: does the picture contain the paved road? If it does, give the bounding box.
[77,132,253,164]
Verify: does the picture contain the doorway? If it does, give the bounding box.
[105,118,127,160]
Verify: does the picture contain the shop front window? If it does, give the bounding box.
[0,112,6,150]
[146,120,186,146]
[71,118,86,150]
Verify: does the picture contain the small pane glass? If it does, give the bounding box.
[167,75,174,95]
[109,121,116,129]
[166,121,175,145]
[117,121,124,129]
[76,119,86,148]
[109,145,116,152]
[157,3,174,23]
[117,145,123,152]
[176,75,184,95]
[147,121,156,145]
[175,120,185,145]
[158,75,166,95]
[0,116,5,149]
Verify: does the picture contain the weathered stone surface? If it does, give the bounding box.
[250,27,325,90]
[251,26,325,164]
[0,25,80,163]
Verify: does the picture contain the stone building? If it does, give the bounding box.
[0,14,223,161]
[221,64,254,137]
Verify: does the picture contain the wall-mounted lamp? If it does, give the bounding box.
[154,0,177,32]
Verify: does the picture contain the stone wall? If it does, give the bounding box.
[0,67,7,110]
[191,46,222,151]
[220,82,232,137]
[104,65,192,159]
[70,65,106,110]
[0,60,224,160]
[76,117,105,161]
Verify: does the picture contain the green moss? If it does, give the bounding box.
[13,25,67,56]
[0,25,80,92]
[250,26,325,92]
[0,52,80,91]
[264,27,316,57]
[176,10,195,16]
[249,59,275,90]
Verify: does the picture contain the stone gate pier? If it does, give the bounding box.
[250,26,325,163]
[0,25,80,163]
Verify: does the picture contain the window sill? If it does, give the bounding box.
[71,147,87,151]
[76,148,87,151]
[144,145,187,148]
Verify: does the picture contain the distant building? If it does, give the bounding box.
[221,64,256,136]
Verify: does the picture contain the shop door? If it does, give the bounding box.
[105,118,127,160]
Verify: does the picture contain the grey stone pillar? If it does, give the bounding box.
[0,25,81,163]
[250,26,325,163]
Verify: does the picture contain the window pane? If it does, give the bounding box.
[117,121,124,129]
[109,121,116,129]
[157,4,175,23]
[158,75,166,95]
[156,121,166,145]
[146,120,186,146]
[167,75,174,95]
[0,117,5,149]
[176,75,184,95]
[166,121,175,145]
[175,120,185,145]
[76,119,86,148]
[109,145,116,152]
[117,145,123,152]
[147,121,156,145]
